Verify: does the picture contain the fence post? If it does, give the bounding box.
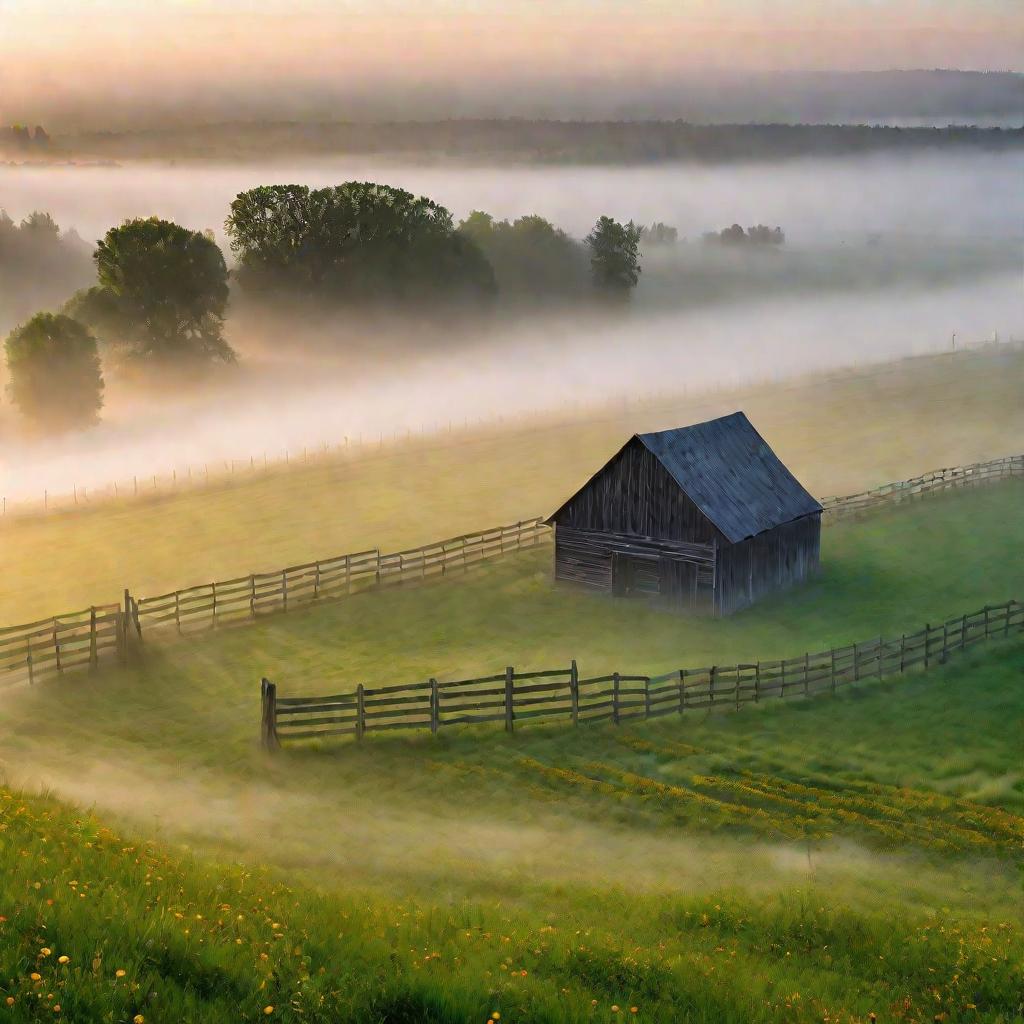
[314,561,321,600]
[941,621,949,662]
[735,669,741,711]
[612,672,621,725]
[212,582,218,626]
[53,617,62,675]
[877,635,883,679]
[830,648,836,693]
[356,683,365,741]
[709,665,716,706]
[249,575,256,619]
[89,606,98,671]
[124,588,141,641]
[678,669,686,714]
[852,642,858,682]
[281,571,288,613]
[984,605,990,639]
[899,634,906,672]
[345,554,352,594]
[504,666,515,733]
[645,676,652,718]
[430,678,439,735]
[26,639,34,685]
[260,679,280,751]
[570,660,579,726]
[924,625,931,670]
[803,652,810,695]
[961,613,967,651]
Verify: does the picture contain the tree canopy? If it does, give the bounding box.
[226,182,496,307]
[68,217,233,364]
[5,312,103,431]
[458,212,589,304]
[586,216,642,299]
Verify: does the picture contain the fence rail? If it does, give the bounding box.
[262,599,1023,748]
[820,454,1024,519]
[0,602,126,686]
[135,517,549,636]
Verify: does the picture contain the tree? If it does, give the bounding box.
[586,216,642,299]
[458,211,588,304]
[5,313,103,431]
[226,182,495,308]
[70,217,233,364]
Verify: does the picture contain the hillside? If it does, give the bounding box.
[2,343,1023,624]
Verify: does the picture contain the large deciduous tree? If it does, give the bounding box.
[68,217,233,364]
[226,182,495,307]
[586,216,642,300]
[5,313,103,431]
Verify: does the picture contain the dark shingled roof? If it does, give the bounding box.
[635,412,822,543]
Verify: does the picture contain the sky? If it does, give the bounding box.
[1,0,1022,127]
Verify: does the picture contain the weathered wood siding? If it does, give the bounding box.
[715,514,821,615]
[552,440,726,545]
[553,526,716,609]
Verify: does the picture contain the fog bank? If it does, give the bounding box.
[1,275,1020,504]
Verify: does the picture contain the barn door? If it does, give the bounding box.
[612,553,661,599]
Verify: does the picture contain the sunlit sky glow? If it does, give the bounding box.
[1,1,1021,127]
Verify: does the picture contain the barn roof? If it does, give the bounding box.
[549,411,822,543]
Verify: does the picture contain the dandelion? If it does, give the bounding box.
[263,1007,274,1016]
[40,948,52,957]
[491,1014,501,1021]
[631,1009,639,1015]
[115,969,126,978]
[30,973,41,982]
[5,997,15,1006]
[612,1007,620,1014]
[134,1016,145,1024]
[53,1005,61,1013]
[57,956,69,965]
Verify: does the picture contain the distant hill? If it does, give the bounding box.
[60,119,1024,165]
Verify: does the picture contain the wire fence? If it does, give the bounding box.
[262,599,1023,748]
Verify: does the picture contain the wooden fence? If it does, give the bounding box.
[134,517,549,636]
[820,454,1024,519]
[0,602,127,686]
[261,599,1023,747]
[3,452,1022,690]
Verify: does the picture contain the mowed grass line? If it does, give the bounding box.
[1,344,1023,622]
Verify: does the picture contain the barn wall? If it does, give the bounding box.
[552,440,725,545]
[553,525,716,609]
[715,514,821,615]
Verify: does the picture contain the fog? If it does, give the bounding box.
[1,274,1020,504]
[0,150,1021,503]
[3,151,1024,246]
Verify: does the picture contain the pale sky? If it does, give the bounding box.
[1,0,1021,127]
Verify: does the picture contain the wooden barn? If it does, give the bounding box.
[546,412,822,615]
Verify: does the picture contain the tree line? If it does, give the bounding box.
[4,181,652,432]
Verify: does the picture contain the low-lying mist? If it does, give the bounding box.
[1,274,1020,504]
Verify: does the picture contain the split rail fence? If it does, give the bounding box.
[2,452,1022,691]
[0,604,127,686]
[821,454,1023,519]
[262,599,1023,748]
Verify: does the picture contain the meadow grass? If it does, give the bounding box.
[2,773,1023,1024]
[1,343,1023,623]
[0,483,1022,885]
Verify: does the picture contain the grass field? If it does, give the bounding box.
[1,344,1023,624]
[3,348,1023,1022]
[1,483,1023,1020]
[1,481,1022,878]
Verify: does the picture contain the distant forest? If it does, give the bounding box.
[27,120,1024,165]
